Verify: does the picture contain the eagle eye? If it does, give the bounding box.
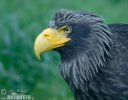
[63,26,72,33]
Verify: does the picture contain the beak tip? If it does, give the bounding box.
[35,53,41,61]
[38,57,41,61]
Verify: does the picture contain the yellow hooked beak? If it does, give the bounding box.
[34,28,71,60]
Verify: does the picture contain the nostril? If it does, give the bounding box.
[44,34,49,37]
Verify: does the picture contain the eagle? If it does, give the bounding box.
[34,9,128,100]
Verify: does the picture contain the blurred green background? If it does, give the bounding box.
[0,0,127,100]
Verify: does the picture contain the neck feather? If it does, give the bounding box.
[59,22,113,90]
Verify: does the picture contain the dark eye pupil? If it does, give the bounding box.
[63,26,72,33]
[65,28,69,32]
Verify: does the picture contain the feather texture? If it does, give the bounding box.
[49,9,128,100]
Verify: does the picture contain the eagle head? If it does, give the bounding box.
[34,9,113,92]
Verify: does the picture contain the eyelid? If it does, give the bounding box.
[58,26,68,31]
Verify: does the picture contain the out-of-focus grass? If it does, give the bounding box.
[0,0,127,100]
